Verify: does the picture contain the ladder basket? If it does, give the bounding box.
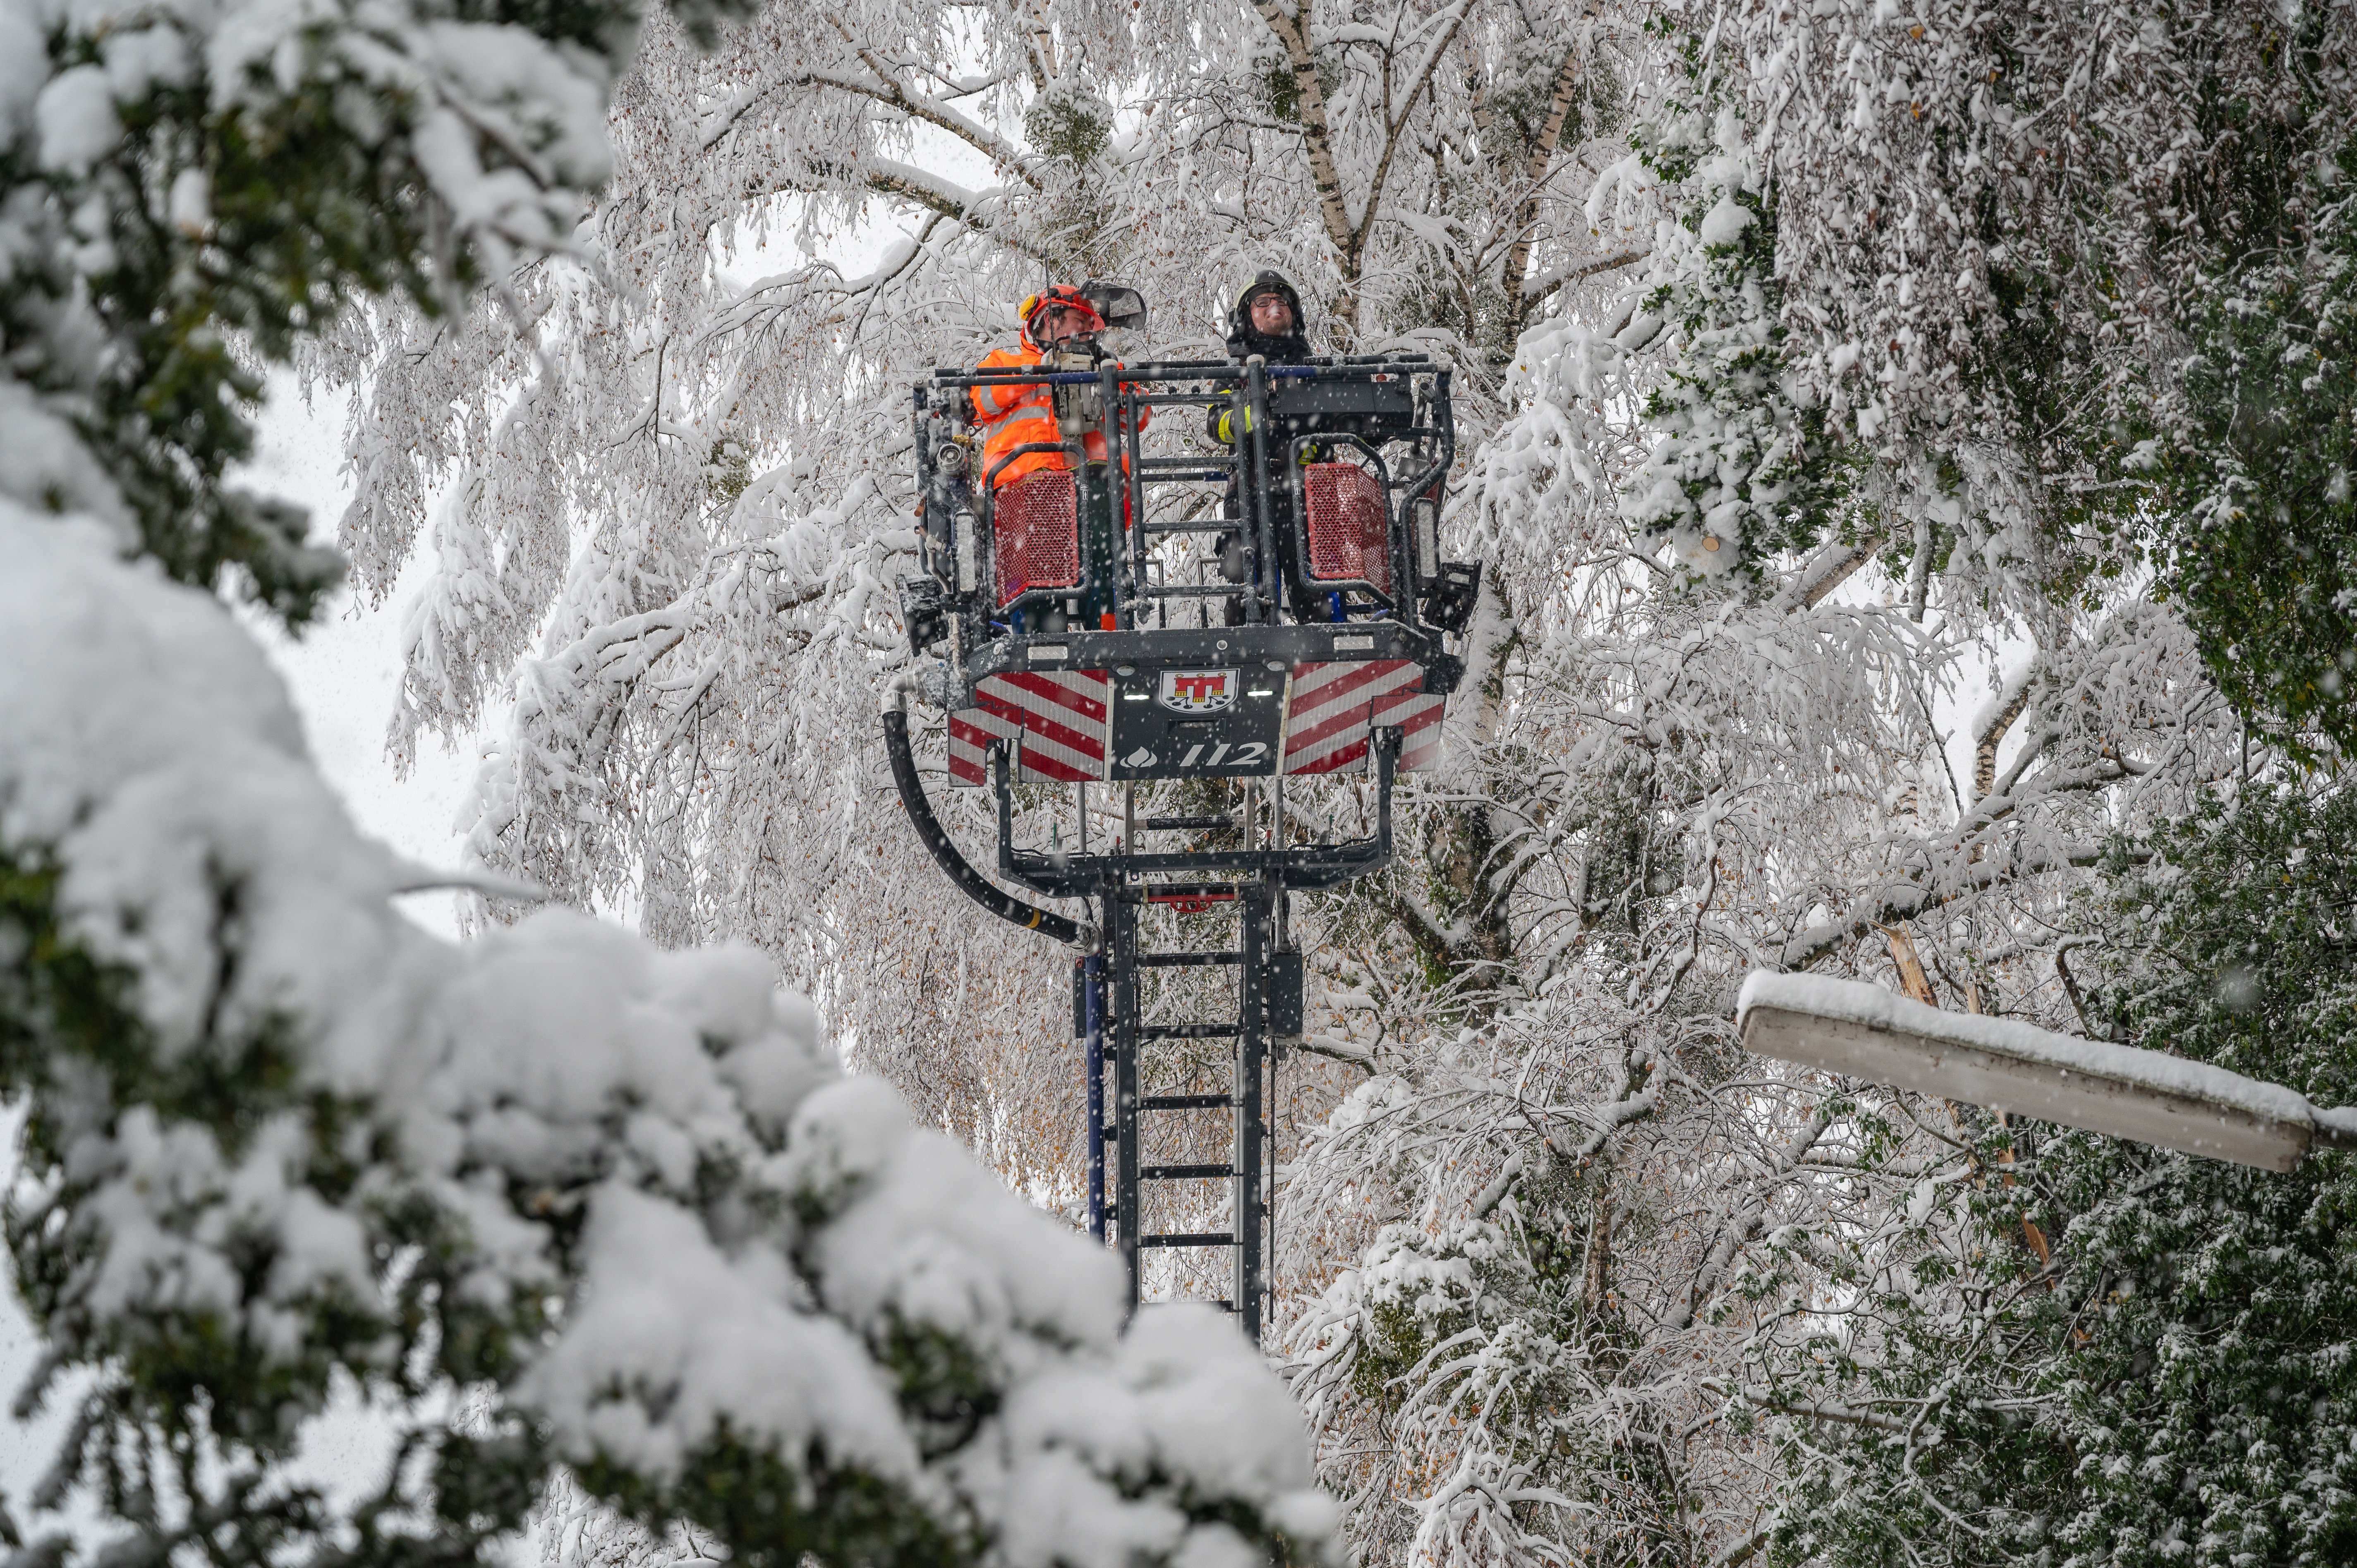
[1301,462,1391,596]
[992,470,1081,607]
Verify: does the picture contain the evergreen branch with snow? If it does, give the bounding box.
[0,5,1338,1565]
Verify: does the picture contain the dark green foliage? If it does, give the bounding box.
[1968,247,2153,613]
[1622,52,1849,579]
[5,0,750,627]
[2084,785,2357,1104]
[0,15,1057,1567]
[16,29,415,621]
[879,1314,1004,1460]
[578,1433,977,1568]
[2038,1139,2357,1567]
[1023,86,1112,167]
[0,848,554,1564]
[2159,135,2357,755]
[1969,13,2357,751]
[2,829,1030,1568]
[2041,788,2357,1564]
[1762,788,2357,1568]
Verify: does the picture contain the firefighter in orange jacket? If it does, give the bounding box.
[969,286,1148,630]
[970,286,1146,487]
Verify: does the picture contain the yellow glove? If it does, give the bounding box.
[1212,406,1322,462]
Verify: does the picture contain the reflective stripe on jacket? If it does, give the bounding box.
[972,343,1148,489]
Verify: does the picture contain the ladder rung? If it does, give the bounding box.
[1141,1232,1234,1248]
[1141,1022,1240,1039]
[1136,952,1242,967]
[1141,1163,1234,1180]
[1140,1093,1232,1110]
[1141,815,1234,830]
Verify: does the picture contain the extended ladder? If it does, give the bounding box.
[1054,753,1392,1345]
[1085,871,1293,1338]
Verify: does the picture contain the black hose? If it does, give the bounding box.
[881,702,1086,946]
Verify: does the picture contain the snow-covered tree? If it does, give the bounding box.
[1262,4,2357,1563]
[2163,122,2357,756]
[1472,6,2357,1566]
[1751,785,2357,1568]
[0,4,1334,1565]
[1607,0,2357,745]
[163,0,2357,1565]
[1268,279,2254,1564]
[286,0,1650,1206]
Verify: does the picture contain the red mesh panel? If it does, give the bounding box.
[1303,464,1390,595]
[992,472,1080,606]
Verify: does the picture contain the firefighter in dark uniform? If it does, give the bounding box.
[1206,271,1322,623]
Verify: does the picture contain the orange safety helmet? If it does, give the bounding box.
[1018,285,1107,347]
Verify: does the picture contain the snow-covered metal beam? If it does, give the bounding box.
[1737,972,2357,1173]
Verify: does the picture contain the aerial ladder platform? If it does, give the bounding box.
[881,285,1479,1343]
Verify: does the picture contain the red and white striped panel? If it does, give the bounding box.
[949,669,1109,786]
[1283,660,1445,776]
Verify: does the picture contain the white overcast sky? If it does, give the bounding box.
[237,377,490,941]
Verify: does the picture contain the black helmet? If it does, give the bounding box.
[1234,270,1303,319]
[1227,269,1310,361]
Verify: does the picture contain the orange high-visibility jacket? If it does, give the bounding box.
[970,338,1148,490]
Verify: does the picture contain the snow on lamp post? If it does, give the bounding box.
[1737,972,2357,1173]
